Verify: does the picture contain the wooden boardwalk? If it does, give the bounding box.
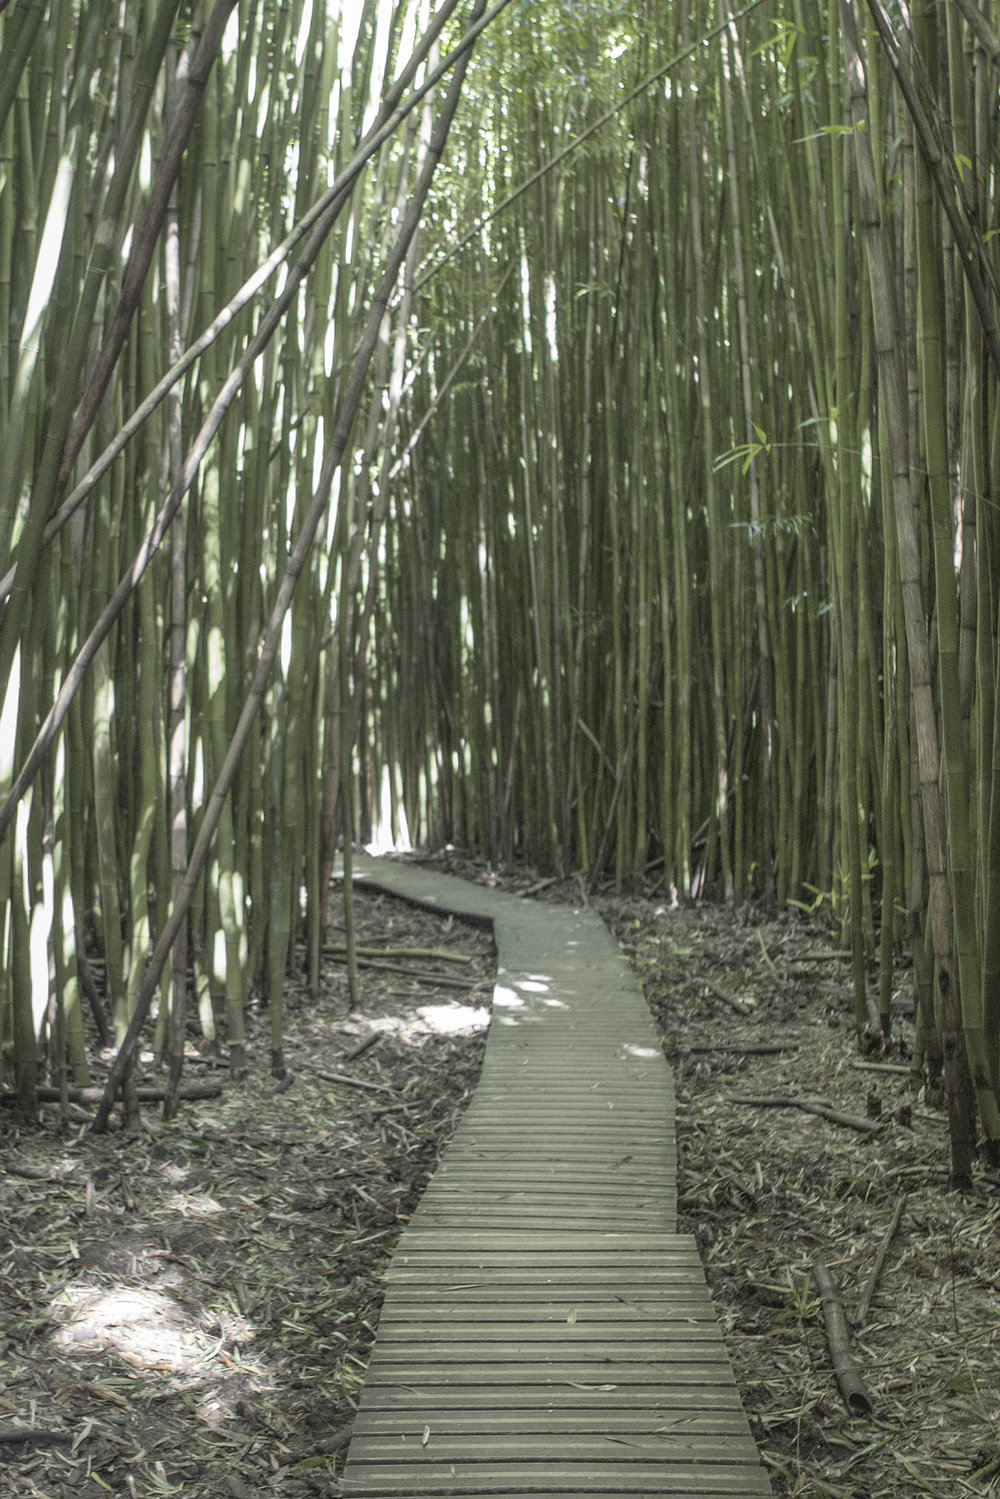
[341,855,771,1498]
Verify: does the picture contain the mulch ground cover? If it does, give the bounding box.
[2,850,998,1499]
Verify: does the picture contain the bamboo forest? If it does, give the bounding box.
[8,3,1000,1496]
[4,0,1000,1168]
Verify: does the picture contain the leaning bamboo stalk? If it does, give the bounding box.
[90,0,489,1132]
[0,1,227,715]
[323,944,473,964]
[0,0,494,609]
[0,1,511,845]
[863,0,1000,382]
[0,0,46,143]
[51,0,239,508]
[0,1084,223,1106]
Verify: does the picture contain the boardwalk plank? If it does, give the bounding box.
[343,1463,771,1496]
[374,1327,723,1345]
[360,1363,735,1386]
[378,1305,715,1324]
[351,1387,750,1412]
[340,857,770,1499]
[349,1434,756,1461]
[352,1412,753,1436]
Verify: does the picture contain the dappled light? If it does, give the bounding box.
[491,970,573,1026]
[163,1191,225,1219]
[492,982,525,1010]
[1,884,493,1492]
[367,999,489,1039]
[49,1281,267,1424]
[2,0,1000,1494]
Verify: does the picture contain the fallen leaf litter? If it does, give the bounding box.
[2,855,999,1499]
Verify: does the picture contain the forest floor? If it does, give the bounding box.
[1,852,998,1499]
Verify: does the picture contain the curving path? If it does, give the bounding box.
[340,854,771,1498]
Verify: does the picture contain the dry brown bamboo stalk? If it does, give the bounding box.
[733,1094,886,1134]
[322,944,473,964]
[811,1257,875,1415]
[852,1193,907,1327]
[0,1085,222,1105]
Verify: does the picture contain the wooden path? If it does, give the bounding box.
[340,855,771,1498]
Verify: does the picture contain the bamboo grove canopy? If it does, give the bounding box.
[2,0,1000,1182]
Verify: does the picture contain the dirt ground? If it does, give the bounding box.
[1,852,998,1499]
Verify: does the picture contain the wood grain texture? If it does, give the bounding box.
[340,858,770,1498]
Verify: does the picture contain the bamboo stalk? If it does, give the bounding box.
[91,0,490,1132]
[852,1192,907,1327]
[811,1257,875,1415]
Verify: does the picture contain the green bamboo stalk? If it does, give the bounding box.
[163,90,189,1118]
[840,0,975,1181]
[721,6,776,911]
[682,15,729,894]
[91,0,490,1130]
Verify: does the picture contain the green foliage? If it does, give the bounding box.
[1,0,999,1166]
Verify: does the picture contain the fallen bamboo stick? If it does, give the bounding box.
[852,1192,907,1327]
[703,980,753,1016]
[341,1032,383,1063]
[326,955,478,988]
[0,1084,223,1106]
[682,1043,798,1056]
[312,1069,399,1095]
[323,943,473,965]
[811,1257,874,1415]
[732,1093,886,1134]
[0,1428,74,1447]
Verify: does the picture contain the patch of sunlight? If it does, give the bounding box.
[30,869,51,1031]
[365,767,412,853]
[366,1002,489,1041]
[156,1162,190,1185]
[22,158,73,355]
[513,978,550,994]
[493,985,525,1009]
[50,1283,257,1377]
[222,6,241,60]
[416,1002,489,1035]
[294,0,314,68]
[364,0,393,131]
[0,644,19,776]
[164,1192,225,1219]
[280,609,293,677]
[545,274,558,362]
[520,251,533,356]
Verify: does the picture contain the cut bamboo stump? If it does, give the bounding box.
[340,854,771,1498]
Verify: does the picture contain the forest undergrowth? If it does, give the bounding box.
[1,855,998,1499]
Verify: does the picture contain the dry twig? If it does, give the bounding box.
[732,1093,886,1134]
[0,1428,74,1446]
[852,1193,907,1328]
[324,943,472,965]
